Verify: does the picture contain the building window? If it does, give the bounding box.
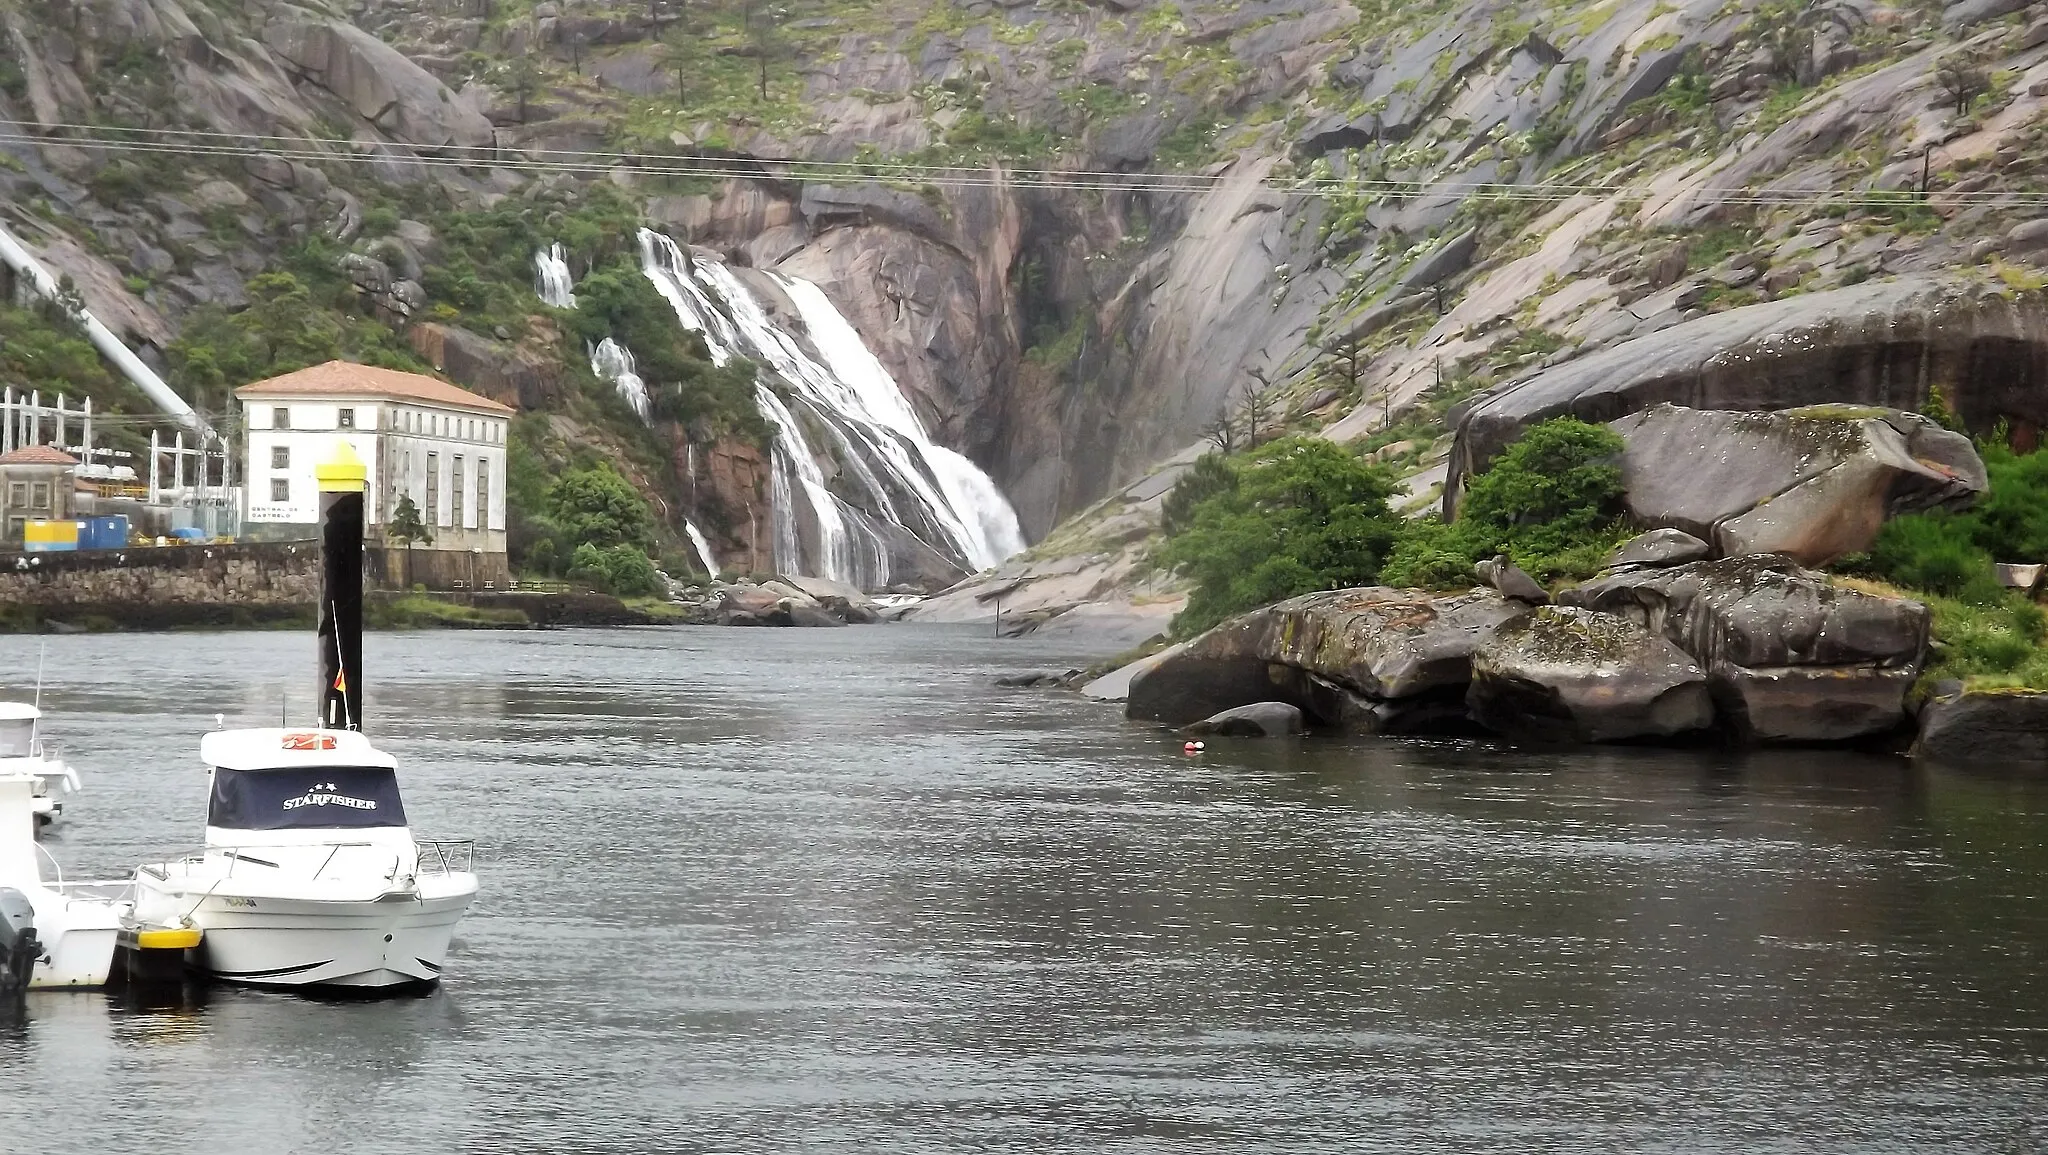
[425,452,440,525]
[271,445,290,470]
[477,464,489,532]
[5,482,23,508]
[270,478,289,503]
[337,408,355,429]
[28,482,48,509]
[273,407,290,430]
[452,456,465,527]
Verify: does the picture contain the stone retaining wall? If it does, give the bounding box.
[0,542,321,612]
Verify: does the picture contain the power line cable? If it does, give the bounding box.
[6,119,2046,208]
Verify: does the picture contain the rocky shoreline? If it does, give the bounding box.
[1074,540,2045,767]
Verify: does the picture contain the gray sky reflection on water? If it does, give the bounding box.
[0,626,2042,1153]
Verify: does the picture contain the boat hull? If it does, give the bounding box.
[186,884,476,989]
[25,890,123,989]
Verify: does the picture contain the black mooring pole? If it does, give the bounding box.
[316,442,366,731]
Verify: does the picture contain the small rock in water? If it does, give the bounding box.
[995,669,1081,688]
[1181,701,1305,738]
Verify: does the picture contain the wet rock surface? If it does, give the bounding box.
[1563,554,1929,670]
[1466,606,1714,744]
[1181,702,1305,738]
[1126,587,1522,727]
[1916,689,2048,764]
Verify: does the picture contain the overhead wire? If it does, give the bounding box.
[7,119,2048,208]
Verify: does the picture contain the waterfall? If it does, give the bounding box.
[534,244,576,308]
[683,520,720,576]
[780,280,1026,569]
[590,337,651,421]
[633,229,1025,585]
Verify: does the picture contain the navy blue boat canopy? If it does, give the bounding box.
[209,765,408,830]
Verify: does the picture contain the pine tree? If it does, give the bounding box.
[388,493,433,547]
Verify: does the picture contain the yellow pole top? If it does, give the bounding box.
[315,441,368,493]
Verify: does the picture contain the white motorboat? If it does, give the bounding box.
[0,759,126,989]
[0,702,82,830]
[129,727,477,990]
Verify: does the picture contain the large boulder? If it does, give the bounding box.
[779,574,881,624]
[263,18,495,150]
[1081,642,1188,702]
[1562,555,1928,740]
[1605,404,1984,565]
[1562,554,1928,669]
[1126,587,1520,727]
[409,323,560,410]
[1916,690,2048,764]
[1710,665,1917,743]
[1466,606,1714,743]
[1182,702,1305,738]
[1446,276,2048,514]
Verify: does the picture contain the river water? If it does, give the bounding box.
[0,626,2044,1153]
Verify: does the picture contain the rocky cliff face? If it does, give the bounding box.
[10,0,2048,560]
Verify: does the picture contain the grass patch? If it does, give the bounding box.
[367,594,531,629]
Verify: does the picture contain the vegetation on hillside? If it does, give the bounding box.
[1155,418,1627,635]
[1156,436,1406,635]
[513,461,667,596]
[563,259,769,442]
[1840,440,2048,690]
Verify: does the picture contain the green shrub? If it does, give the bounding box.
[567,259,767,441]
[1390,417,1631,587]
[543,464,657,553]
[1459,417,1627,554]
[1156,436,1403,635]
[565,542,664,596]
[1867,514,1996,600]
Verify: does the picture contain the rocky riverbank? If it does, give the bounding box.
[1082,538,2026,765]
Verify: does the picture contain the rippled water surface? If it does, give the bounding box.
[1,626,2045,1153]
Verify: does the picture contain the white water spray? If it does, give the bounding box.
[683,520,721,576]
[633,229,1025,585]
[590,338,651,422]
[534,243,576,309]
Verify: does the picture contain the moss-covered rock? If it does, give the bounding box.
[1467,604,1713,744]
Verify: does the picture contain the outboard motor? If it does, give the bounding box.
[0,887,39,993]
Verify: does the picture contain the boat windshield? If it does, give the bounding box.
[209,765,408,830]
[0,719,32,758]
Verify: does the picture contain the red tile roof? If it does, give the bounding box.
[235,360,516,415]
[0,445,78,466]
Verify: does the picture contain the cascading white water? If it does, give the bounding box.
[534,244,576,309]
[590,338,651,421]
[780,280,1026,569]
[683,520,721,576]
[633,229,1026,585]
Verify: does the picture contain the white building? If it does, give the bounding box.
[236,361,514,556]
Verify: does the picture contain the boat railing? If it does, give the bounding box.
[415,838,474,877]
[143,839,474,881]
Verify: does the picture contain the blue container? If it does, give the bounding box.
[79,515,128,550]
[169,527,207,542]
